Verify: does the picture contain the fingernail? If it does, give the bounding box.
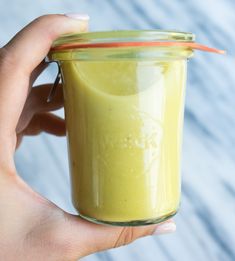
[65,13,90,21]
[152,222,176,235]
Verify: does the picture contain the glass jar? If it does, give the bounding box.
[49,30,195,226]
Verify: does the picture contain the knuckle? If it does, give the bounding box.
[0,47,19,72]
[33,14,60,24]
[33,14,64,29]
[113,227,136,248]
[32,14,65,40]
[0,47,8,59]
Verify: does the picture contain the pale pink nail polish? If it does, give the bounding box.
[152,222,176,235]
[65,13,90,21]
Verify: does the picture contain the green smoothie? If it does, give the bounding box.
[60,58,186,223]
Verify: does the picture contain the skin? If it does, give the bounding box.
[0,15,175,261]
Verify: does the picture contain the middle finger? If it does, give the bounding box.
[16,83,63,133]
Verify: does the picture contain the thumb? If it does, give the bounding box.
[61,214,176,259]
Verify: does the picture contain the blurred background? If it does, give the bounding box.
[1,0,234,260]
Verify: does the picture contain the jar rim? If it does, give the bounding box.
[52,30,195,48]
[50,30,224,55]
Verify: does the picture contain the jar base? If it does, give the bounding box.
[79,210,177,227]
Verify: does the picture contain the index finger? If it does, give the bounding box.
[2,14,89,73]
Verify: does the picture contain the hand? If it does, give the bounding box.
[0,14,176,260]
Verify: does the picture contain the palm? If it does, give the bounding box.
[1,174,84,260]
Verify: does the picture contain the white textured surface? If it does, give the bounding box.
[0,0,234,260]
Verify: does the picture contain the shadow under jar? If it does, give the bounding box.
[49,30,195,226]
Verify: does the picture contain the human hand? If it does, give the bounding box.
[0,14,176,260]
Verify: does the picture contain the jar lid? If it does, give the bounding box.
[51,30,225,54]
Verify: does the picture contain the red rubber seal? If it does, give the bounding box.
[51,41,225,54]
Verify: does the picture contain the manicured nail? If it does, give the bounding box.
[152,222,176,235]
[65,13,90,21]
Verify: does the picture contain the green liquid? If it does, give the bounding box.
[61,59,186,223]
